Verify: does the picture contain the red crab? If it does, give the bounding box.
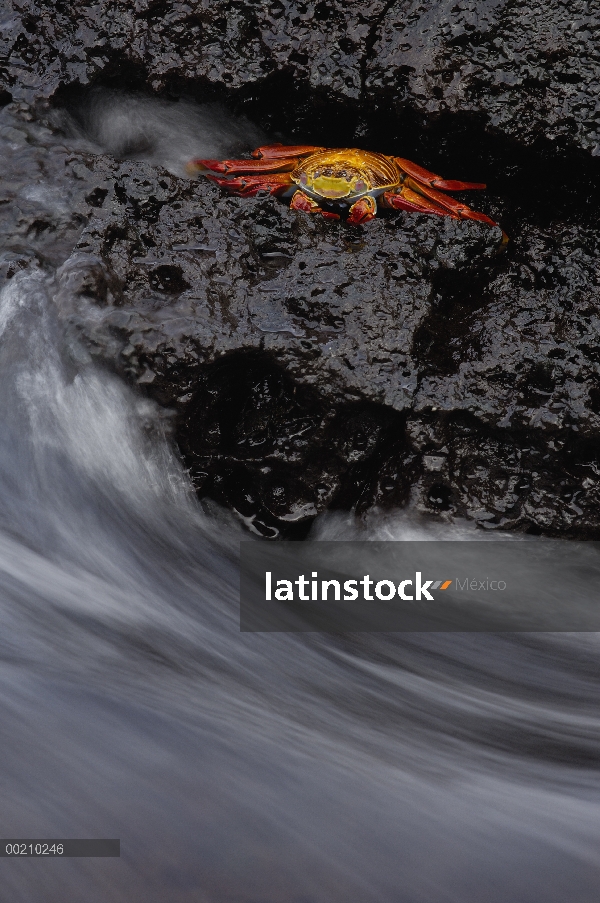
[187,143,502,231]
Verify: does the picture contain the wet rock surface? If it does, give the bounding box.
[2,1,600,536]
[51,156,600,539]
[57,161,503,536]
[0,104,92,283]
[2,0,599,155]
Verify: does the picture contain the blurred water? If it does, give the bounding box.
[0,94,599,902]
[59,87,267,178]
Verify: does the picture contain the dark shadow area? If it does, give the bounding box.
[412,266,499,376]
[176,350,409,537]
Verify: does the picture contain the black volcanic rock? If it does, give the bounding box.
[52,156,600,538]
[2,0,600,536]
[2,0,599,155]
[54,159,501,535]
[366,0,600,156]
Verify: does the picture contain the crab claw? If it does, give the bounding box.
[289,190,340,219]
[347,195,377,225]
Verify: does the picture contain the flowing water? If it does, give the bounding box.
[1,92,599,903]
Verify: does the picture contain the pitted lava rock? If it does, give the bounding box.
[2,0,600,156]
[2,1,600,536]
[50,157,600,538]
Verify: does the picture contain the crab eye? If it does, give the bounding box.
[354,180,366,192]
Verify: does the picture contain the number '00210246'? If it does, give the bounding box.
[5,843,64,855]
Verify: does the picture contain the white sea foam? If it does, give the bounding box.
[61,86,267,177]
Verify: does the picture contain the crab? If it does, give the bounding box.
[186,143,501,230]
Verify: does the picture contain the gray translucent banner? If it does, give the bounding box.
[240,540,600,632]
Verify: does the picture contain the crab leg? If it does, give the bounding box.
[394,157,486,191]
[383,184,499,227]
[251,143,325,160]
[187,156,299,175]
[405,177,498,225]
[205,172,294,197]
[382,187,458,218]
